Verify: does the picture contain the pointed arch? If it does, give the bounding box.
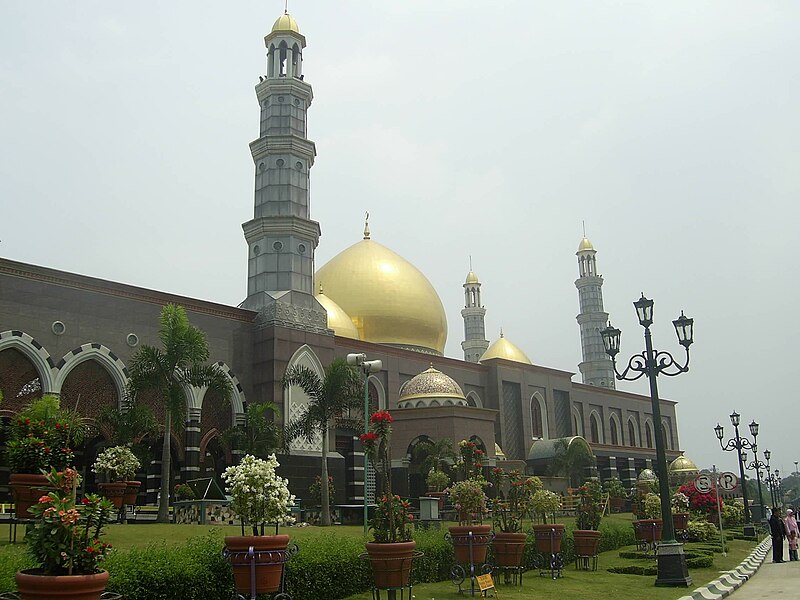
[609,412,621,446]
[571,406,584,437]
[284,344,324,452]
[54,343,128,405]
[529,391,548,440]
[465,391,482,408]
[368,375,386,410]
[627,417,639,447]
[195,361,246,422]
[0,330,56,393]
[589,410,603,444]
[662,421,672,451]
[644,418,654,449]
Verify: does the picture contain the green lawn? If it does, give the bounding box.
[343,537,758,600]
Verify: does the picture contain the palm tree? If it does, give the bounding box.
[95,396,158,466]
[127,304,231,523]
[221,401,282,459]
[412,437,456,476]
[282,358,363,526]
[550,437,596,487]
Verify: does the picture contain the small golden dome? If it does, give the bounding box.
[479,333,532,365]
[465,271,480,285]
[316,237,448,354]
[272,12,300,34]
[399,366,466,403]
[669,455,699,474]
[577,237,595,253]
[315,291,359,339]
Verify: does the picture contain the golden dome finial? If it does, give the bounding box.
[500,327,504,338]
[319,283,324,295]
[363,211,370,240]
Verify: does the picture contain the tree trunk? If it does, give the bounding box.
[157,411,171,523]
[320,425,331,526]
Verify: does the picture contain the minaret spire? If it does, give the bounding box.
[575,233,615,388]
[461,260,489,362]
[363,211,371,239]
[240,10,328,334]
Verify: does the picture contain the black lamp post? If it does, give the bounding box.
[600,294,694,587]
[764,450,777,507]
[741,441,767,521]
[774,469,783,506]
[714,413,756,523]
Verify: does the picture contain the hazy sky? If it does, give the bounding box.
[2,1,798,477]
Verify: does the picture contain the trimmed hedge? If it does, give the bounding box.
[608,554,714,576]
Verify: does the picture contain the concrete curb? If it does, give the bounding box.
[676,537,771,600]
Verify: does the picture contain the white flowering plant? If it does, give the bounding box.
[92,446,140,482]
[222,454,295,536]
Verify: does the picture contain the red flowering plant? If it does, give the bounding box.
[491,469,535,533]
[360,410,414,543]
[456,439,485,480]
[26,468,115,575]
[5,395,83,473]
[575,480,604,531]
[678,481,719,517]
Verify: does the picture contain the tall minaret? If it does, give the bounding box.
[575,236,615,388]
[461,266,489,362]
[240,12,327,333]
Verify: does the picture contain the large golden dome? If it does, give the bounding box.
[316,236,447,354]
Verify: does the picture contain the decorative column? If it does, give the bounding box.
[182,407,201,480]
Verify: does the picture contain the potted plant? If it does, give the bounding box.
[92,446,140,509]
[530,489,565,553]
[6,395,82,517]
[491,470,535,568]
[573,480,603,559]
[360,410,418,589]
[16,467,115,599]
[425,468,450,510]
[174,483,195,501]
[447,478,491,565]
[633,493,663,543]
[603,478,627,512]
[671,491,690,530]
[222,453,296,596]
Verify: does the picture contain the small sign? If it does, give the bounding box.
[718,471,739,491]
[476,573,495,591]
[695,474,712,493]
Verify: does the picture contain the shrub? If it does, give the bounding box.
[603,478,627,499]
[643,493,662,520]
[722,500,745,526]
[426,469,450,493]
[93,446,140,482]
[530,490,561,524]
[687,519,718,542]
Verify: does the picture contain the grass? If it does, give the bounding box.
[342,536,758,600]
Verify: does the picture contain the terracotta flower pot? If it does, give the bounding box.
[15,569,109,600]
[610,497,626,512]
[123,481,141,506]
[364,540,417,589]
[225,535,290,595]
[573,529,601,557]
[10,473,49,518]
[532,524,566,554]
[448,525,493,565]
[672,512,689,530]
[633,519,663,542]
[97,482,127,509]
[492,532,528,567]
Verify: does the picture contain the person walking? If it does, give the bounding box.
[770,506,787,563]
[786,508,799,561]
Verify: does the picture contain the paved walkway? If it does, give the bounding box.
[730,539,800,598]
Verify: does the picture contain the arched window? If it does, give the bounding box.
[662,423,672,450]
[590,414,600,443]
[610,418,619,445]
[645,422,654,448]
[531,400,543,438]
[628,420,637,447]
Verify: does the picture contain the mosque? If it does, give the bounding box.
[0,11,690,505]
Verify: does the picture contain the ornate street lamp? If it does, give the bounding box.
[600,294,694,587]
[714,412,756,523]
[347,353,383,536]
[764,450,777,507]
[741,440,767,521]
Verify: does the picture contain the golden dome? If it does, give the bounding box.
[637,468,658,482]
[669,455,699,474]
[465,271,480,285]
[272,12,300,34]
[316,237,447,354]
[399,367,466,402]
[577,237,595,253]
[479,333,532,365]
[315,291,359,339]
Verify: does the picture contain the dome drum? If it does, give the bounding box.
[398,366,467,409]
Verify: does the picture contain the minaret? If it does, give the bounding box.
[461,265,489,363]
[240,12,327,333]
[575,236,615,388]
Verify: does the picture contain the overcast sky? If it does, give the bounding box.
[2,1,798,477]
